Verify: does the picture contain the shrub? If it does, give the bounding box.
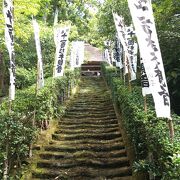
[0,68,80,178]
[101,62,180,179]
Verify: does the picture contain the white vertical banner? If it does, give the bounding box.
[70,42,77,69]
[141,58,151,96]
[115,37,123,69]
[104,49,112,65]
[113,13,128,53]
[79,41,85,65]
[70,41,85,69]
[104,41,112,65]
[128,0,171,118]
[111,50,116,64]
[3,0,15,100]
[113,13,131,75]
[32,19,44,90]
[53,26,70,78]
[125,26,138,81]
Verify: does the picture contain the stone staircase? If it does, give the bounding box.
[31,77,132,180]
[81,61,102,76]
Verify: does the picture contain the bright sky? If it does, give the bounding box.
[98,0,104,4]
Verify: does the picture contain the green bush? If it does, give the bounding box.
[16,67,36,89]
[0,68,80,178]
[101,62,180,179]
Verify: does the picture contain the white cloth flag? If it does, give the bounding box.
[104,41,112,65]
[3,0,15,100]
[32,19,44,90]
[70,42,77,69]
[111,51,115,65]
[104,49,112,65]
[70,41,84,69]
[128,0,171,118]
[53,26,70,77]
[113,13,128,54]
[113,13,133,77]
[78,41,85,65]
[115,37,123,69]
[125,26,138,81]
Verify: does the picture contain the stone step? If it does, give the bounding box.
[49,139,124,148]
[72,101,112,105]
[49,136,123,146]
[61,116,117,122]
[29,77,132,180]
[72,99,109,102]
[67,106,115,112]
[31,175,133,180]
[67,106,115,113]
[55,126,120,134]
[73,94,108,98]
[67,105,115,113]
[36,157,130,169]
[71,105,114,109]
[39,149,127,160]
[52,131,121,141]
[44,143,125,153]
[58,123,119,130]
[58,119,118,126]
[63,113,117,119]
[66,112,116,116]
[32,166,132,179]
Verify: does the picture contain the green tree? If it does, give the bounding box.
[96,0,180,114]
[153,0,180,114]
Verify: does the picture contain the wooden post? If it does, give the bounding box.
[123,51,126,86]
[127,69,132,92]
[148,152,155,180]
[144,95,147,113]
[127,57,132,92]
[168,119,174,141]
[3,140,9,180]
[3,100,12,180]
[119,67,123,80]
[29,53,39,157]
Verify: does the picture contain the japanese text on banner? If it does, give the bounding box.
[3,0,15,100]
[54,26,70,77]
[127,0,171,118]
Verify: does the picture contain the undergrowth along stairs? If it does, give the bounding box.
[31,77,132,180]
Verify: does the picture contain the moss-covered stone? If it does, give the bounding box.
[22,77,133,179]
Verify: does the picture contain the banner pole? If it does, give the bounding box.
[128,71,132,92]
[168,119,174,141]
[123,51,126,85]
[29,64,38,158]
[144,95,147,113]
[3,0,15,177]
[127,57,132,92]
[3,100,12,180]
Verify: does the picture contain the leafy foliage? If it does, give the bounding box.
[153,0,180,115]
[96,0,180,114]
[102,62,180,179]
[0,68,80,178]
[0,0,99,91]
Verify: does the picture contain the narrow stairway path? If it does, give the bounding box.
[85,44,103,62]
[31,77,132,180]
